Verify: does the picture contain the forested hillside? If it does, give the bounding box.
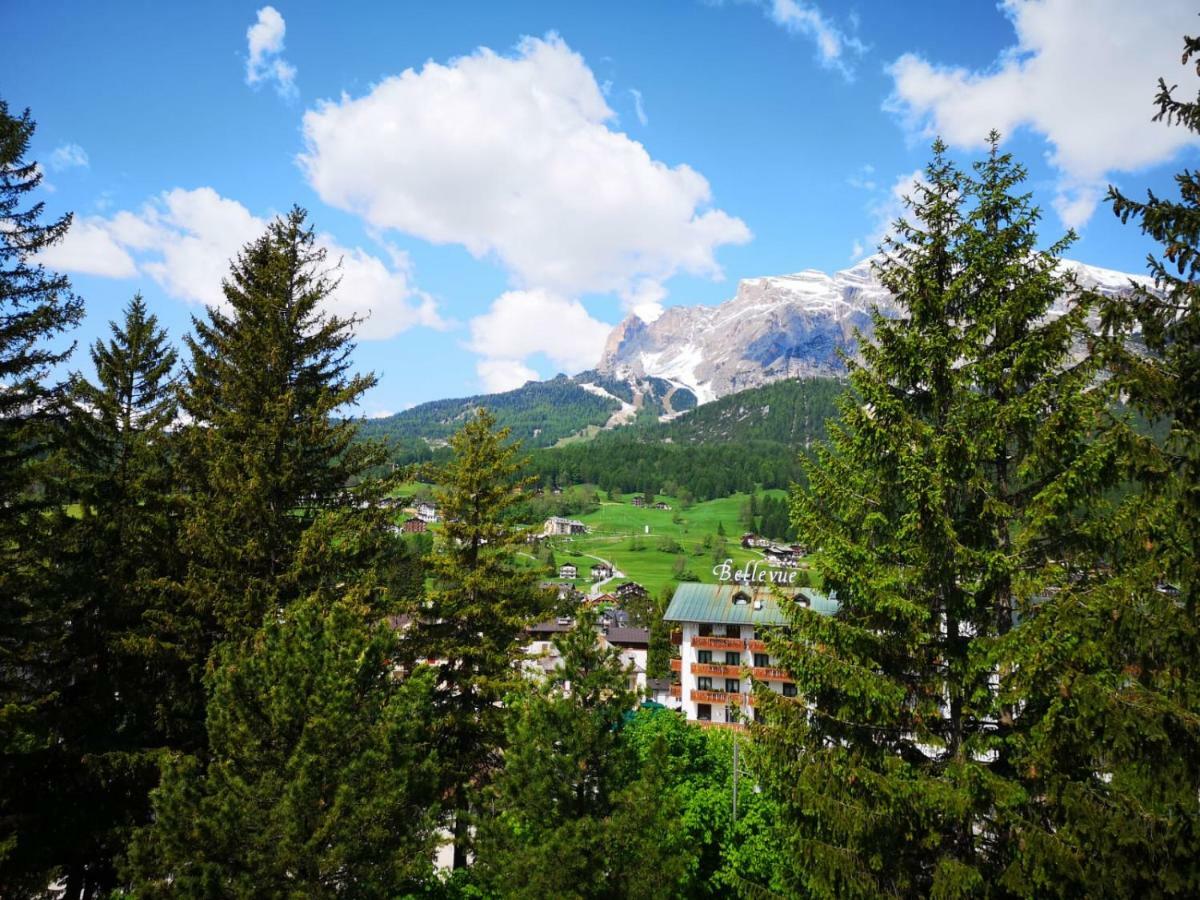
[358,374,619,449]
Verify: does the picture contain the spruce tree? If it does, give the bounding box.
[754,138,1122,896]
[476,605,636,896]
[0,101,85,897]
[399,408,549,869]
[127,591,443,899]
[177,206,382,643]
[34,296,184,898]
[991,32,1200,895]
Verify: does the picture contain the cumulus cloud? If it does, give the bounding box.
[48,143,89,171]
[300,35,748,301]
[475,358,541,393]
[299,34,748,385]
[246,6,297,99]
[467,288,613,391]
[886,0,1200,228]
[38,187,442,340]
[764,0,866,79]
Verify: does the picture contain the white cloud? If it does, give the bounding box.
[476,358,540,393]
[467,288,613,388]
[630,88,648,126]
[299,33,748,384]
[49,143,89,171]
[850,168,927,260]
[886,0,1200,228]
[38,187,442,340]
[763,0,866,79]
[38,219,137,277]
[246,6,297,99]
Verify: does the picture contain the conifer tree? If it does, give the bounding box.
[32,296,184,898]
[177,206,383,643]
[399,408,549,869]
[755,138,1122,896]
[0,101,85,897]
[127,591,443,899]
[991,32,1200,895]
[476,605,636,895]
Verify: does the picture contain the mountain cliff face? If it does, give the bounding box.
[595,258,1152,403]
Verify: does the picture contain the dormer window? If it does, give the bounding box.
[732,591,751,606]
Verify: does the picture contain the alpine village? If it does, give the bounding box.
[3,4,1200,899]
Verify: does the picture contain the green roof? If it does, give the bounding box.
[663,582,838,626]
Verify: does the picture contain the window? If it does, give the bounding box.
[698,623,713,636]
[697,650,712,664]
[725,678,740,693]
[725,651,741,666]
[697,703,712,721]
[698,676,712,691]
[725,705,738,722]
[783,682,798,698]
[754,652,770,668]
[725,624,741,638]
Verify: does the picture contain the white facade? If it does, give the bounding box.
[672,621,795,726]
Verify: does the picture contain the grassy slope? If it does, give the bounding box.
[541,491,791,597]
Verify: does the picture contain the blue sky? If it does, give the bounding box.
[8,0,1199,414]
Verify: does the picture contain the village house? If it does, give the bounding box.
[590,562,613,581]
[398,516,427,534]
[558,563,579,580]
[542,516,588,537]
[600,626,650,693]
[631,495,647,508]
[415,501,440,524]
[615,581,648,602]
[662,583,838,729]
[741,533,771,549]
[652,501,672,511]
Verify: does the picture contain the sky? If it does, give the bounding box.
[8,0,1200,415]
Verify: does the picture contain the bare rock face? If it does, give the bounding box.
[594,257,1151,404]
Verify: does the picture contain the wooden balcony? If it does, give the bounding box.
[669,683,681,698]
[692,635,745,651]
[691,662,742,677]
[695,720,747,731]
[670,629,682,646]
[751,666,793,683]
[691,689,746,705]
[748,639,768,653]
[669,657,682,673]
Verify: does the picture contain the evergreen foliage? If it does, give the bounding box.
[755,137,1129,896]
[0,101,86,897]
[127,593,442,899]
[177,206,383,643]
[399,408,550,869]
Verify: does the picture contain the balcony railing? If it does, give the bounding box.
[669,657,682,673]
[748,639,768,653]
[692,636,745,651]
[695,720,747,731]
[691,689,746,705]
[751,666,793,683]
[691,662,742,677]
[669,683,681,698]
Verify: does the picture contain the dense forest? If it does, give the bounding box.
[3,22,1200,899]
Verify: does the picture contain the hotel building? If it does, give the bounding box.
[663,582,838,727]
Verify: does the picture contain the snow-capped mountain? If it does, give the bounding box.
[595,258,1153,403]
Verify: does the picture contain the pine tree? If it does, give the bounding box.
[755,138,1123,896]
[476,605,636,896]
[0,101,85,898]
[177,206,383,643]
[127,591,443,899]
[32,296,184,898]
[399,408,549,869]
[990,33,1200,895]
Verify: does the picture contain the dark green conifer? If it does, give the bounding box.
[399,408,549,869]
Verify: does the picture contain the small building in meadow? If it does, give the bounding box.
[558,563,578,580]
[590,562,614,581]
[543,516,588,537]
